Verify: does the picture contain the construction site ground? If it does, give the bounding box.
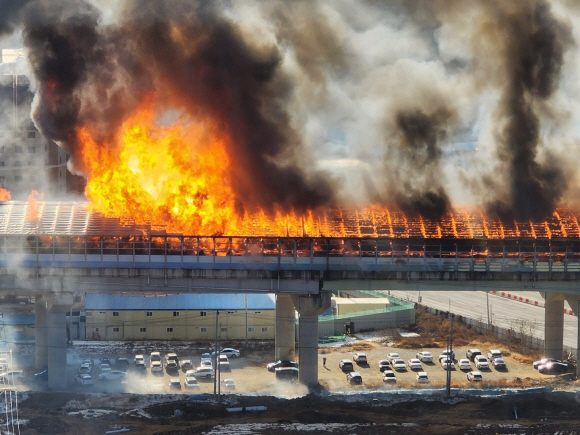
[5,308,580,434]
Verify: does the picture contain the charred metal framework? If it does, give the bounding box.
[1,201,580,272]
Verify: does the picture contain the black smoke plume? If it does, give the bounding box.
[0,0,31,36]
[385,107,454,220]
[486,1,572,221]
[23,0,335,215]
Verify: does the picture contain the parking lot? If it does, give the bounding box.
[7,337,558,395]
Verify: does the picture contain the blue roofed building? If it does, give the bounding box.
[84,293,276,341]
[0,314,35,344]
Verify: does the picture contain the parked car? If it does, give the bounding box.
[75,374,93,386]
[275,367,299,382]
[180,360,193,372]
[382,370,396,383]
[416,352,433,363]
[78,363,92,374]
[195,366,215,379]
[492,358,507,370]
[99,363,112,372]
[211,348,240,358]
[134,355,145,365]
[533,357,560,370]
[151,361,163,373]
[416,371,429,383]
[267,360,298,372]
[98,370,126,381]
[135,360,147,371]
[474,355,489,370]
[438,350,455,361]
[166,353,179,366]
[387,353,400,362]
[165,360,179,371]
[219,355,231,372]
[201,353,212,364]
[353,352,368,364]
[538,362,569,374]
[346,371,362,385]
[467,371,483,382]
[99,357,112,366]
[221,379,236,390]
[392,359,407,372]
[458,359,472,370]
[466,349,482,362]
[150,352,161,363]
[487,350,502,361]
[408,359,422,371]
[440,358,454,370]
[339,359,354,372]
[81,359,94,371]
[200,360,213,368]
[378,360,391,372]
[184,376,200,389]
[168,378,181,390]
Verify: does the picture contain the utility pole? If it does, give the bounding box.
[577,300,580,380]
[446,314,455,399]
[213,310,219,398]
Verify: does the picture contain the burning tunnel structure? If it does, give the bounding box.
[2,201,580,388]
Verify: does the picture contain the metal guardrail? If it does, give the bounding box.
[0,235,580,272]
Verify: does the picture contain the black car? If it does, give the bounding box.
[267,360,298,372]
[533,357,560,370]
[100,357,112,366]
[538,362,569,374]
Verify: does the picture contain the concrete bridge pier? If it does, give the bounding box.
[35,294,49,370]
[275,295,297,361]
[35,293,73,390]
[544,293,565,360]
[297,292,331,388]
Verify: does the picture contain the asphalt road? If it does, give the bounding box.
[387,290,579,351]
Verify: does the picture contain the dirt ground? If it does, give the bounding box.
[7,308,580,434]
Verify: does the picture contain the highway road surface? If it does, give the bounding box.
[386,290,579,353]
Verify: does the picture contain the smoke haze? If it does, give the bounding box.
[6,0,580,221]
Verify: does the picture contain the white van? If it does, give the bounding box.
[195,367,215,379]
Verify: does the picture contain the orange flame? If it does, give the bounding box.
[0,186,10,201]
[27,190,41,221]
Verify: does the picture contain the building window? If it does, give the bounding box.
[227,311,236,314]
[221,327,227,332]
[27,132,36,139]
[139,327,146,333]
[146,311,153,317]
[112,327,120,333]
[173,311,179,317]
[86,312,92,317]
[28,146,36,153]
[27,161,33,166]
[14,161,21,167]
[14,146,22,153]
[261,327,268,332]
[254,311,262,314]
[248,327,255,332]
[112,312,119,317]
[200,327,207,332]
[200,311,207,317]
[0,162,4,167]
[93,328,99,332]
[166,327,173,333]
[15,176,22,182]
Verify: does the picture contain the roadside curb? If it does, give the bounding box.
[489,291,575,316]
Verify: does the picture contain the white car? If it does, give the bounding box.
[474,355,489,370]
[81,359,94,371]
[220,379,236,390]
[98,370,126,381]
[467,371,483,382]
[200,360,213,368]
[416,352,433,363]
[408,359,422,370]
[134,355,145,365]
[195,366,215,379]
[212,348,240,358]
[353,352,367,364]
[201,353,212,364]
[151,361,163,372]
[392,359,407,371]
[75,374,93,386]
[378,360,391,372]
[99,363,112,372]
[387,353,400,362]
[487,350,502,361]
[184,376,200,389]
[458,359,472,370]
[441,358,454,370]
[78,363,92,374]
[382,370,397,383]
[416,372,429,383]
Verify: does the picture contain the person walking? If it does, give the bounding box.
[323,357,327,367]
